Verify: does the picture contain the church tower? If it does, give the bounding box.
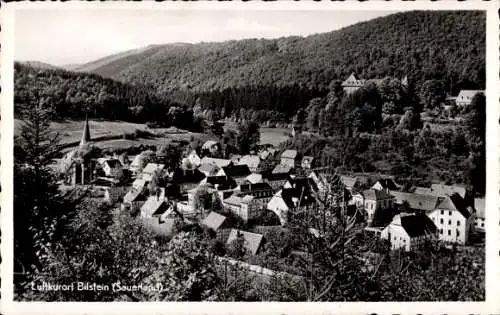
[80,114,91,147]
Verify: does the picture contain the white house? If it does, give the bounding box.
[353,189,394,223]
[280,150,300,169]
[426,194,476,244]
[202,140,220,156]
[381,214,437,251]
[267,185,315,226]
[455,90,484,107]
[100,159,123,177]
[372,178,399,192]
[223,195,261,222]
[301,156,314,170]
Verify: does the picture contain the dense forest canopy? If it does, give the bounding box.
[68,11,485,119]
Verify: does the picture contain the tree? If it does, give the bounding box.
[419,80,445,110]
[305,98,323,131]
[398,109,423,131]
[237,121,260,154]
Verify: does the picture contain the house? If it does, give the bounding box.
[123,178,148,210]
[237,182,274,208]
[245,173,263,184]
[341,73,366,94]
[226,229,264,255]
[217,165,251,185]
[340,175,360,192]
[200,157,232,168]
[272,164,292,175]
[474,197,485,232]
[140,188,169,220]
[280,150,300,169]
[201,175,238,201]
[101,159,122,177]
[455,90,484,107]
[201,211,231,232]
[182,150,202,169]
[171,168,206,194]
[389,191,440,213]
[301,156,314,170]
[238,155,261,172]
[267,185,316,226]
[141,163,165,182]
[230,154,242,164]
[262,172,290,191]
[201,140,220,155]
[372,178,400,192]
[414,184,472,206]
[381,214,437,251]
[353,189,395,223]
[223,195,262,222]
[427,193,476,244]
[198,163,220,177]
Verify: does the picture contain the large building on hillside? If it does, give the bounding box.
[341,73,408,95]
[455,90,484,107]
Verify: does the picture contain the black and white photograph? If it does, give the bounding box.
[3,3,497,308]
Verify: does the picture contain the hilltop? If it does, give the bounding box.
[77,11,484,95]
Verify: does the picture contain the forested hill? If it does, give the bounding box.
[14,63,197,130]
[80,11,484,96]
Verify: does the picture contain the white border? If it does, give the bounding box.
[1,1,499,314]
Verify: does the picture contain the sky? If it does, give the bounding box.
[15,10,394,66]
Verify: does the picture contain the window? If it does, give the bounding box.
[449,211,452,216]
[481,223,484,227]
[448,220,451,225]
[457,221,461,226]
[448,229,451,236]
[441,210,444,215]
[457,230,460,237]
[440,229,443,234]
[440,218,443,224]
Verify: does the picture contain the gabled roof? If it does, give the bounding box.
[457,90,484,101]
[202,212,228,231]
[391,214,437,238]
[281,149,298,159]
[141,189,168,216]
[437,193,473,219]
[279,184,316,209]
[359,189,394,201]
[198,163,220,176]
[246,173,263,184]
[221,165,251,178]
[429,184,467,198]
[142,163,165,174]
[390,191,440,211]
[341,73,366,87]
[204,176,237,190]
[124,179,147,203]
[262,171,290,182]
[104,159,122,169]
[200,157,232,168]
[414,187,432,195]
[373,178,399,190]
[238,155,261,169]
[226,229,264,255]
[172,168,206,184]
[223,194,244,206]
[341,175,358,189]
[272,164,292,174]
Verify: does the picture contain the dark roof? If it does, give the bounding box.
[239,182,274,194]
[205,176,237,190]
[202,212,228,231]
[399,214,437,238]
[172,168,205,184]
[104,159,122,169]
[80,115,91,146]
[222,165,251,178]
[262,171,290,182]
[286,177,319,193]
[437,193,473,219]
[280,185,315,209]
[374,178,399,190]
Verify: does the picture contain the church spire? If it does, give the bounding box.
[80,114,91,146]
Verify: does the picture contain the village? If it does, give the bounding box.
[57,78,486,277]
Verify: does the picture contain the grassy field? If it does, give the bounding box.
[15,119,211,152]
[222,120,291,147]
